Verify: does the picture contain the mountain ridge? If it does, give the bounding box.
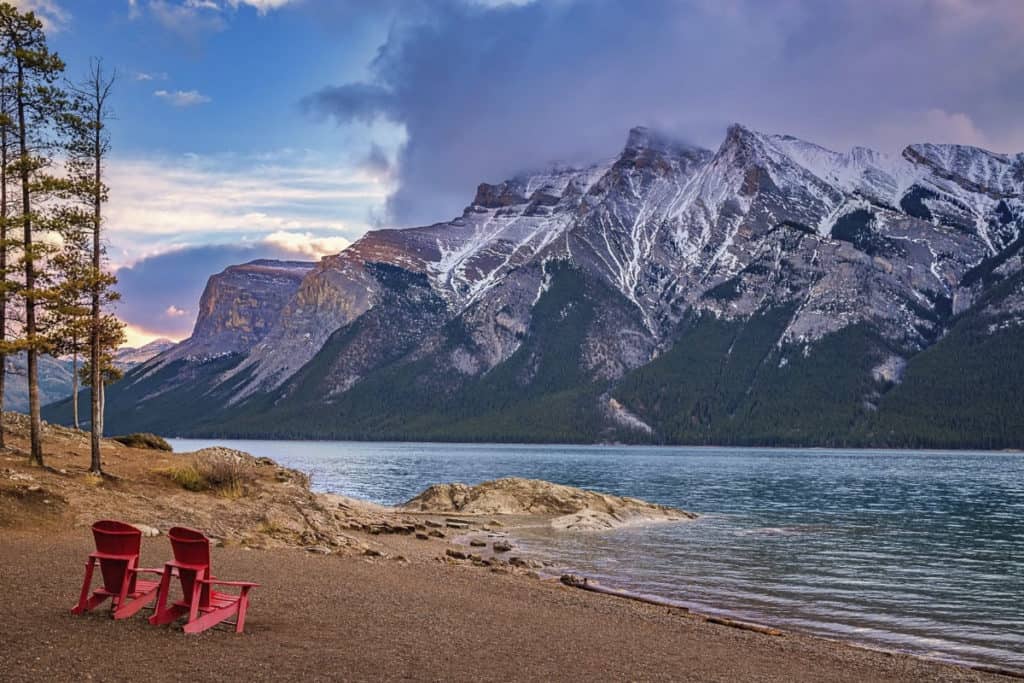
[45,123,1024,448]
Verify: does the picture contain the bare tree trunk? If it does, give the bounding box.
[97,380,104,437]
[88,64,107,475]
[15,59,41,466]
[0,78,7,451]
[72,352,78,430]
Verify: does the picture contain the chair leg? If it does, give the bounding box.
[70,559,97,615]
[114,585,160,620]
[148,568,176,625]
[187,580,202,624]
[235,592,249,633]
[182,604,238,635]
[113,569,133,617]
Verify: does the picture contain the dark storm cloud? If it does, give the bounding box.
[304,0,1024,227]
[115,243,311,338]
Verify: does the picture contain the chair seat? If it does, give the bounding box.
[169,591,240,614]
[208,592,240,609]
[91,578,160,600]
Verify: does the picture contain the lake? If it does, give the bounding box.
[169,439,1024,670]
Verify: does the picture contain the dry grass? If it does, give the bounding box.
[82,473,104,488]
[161,457,255,498]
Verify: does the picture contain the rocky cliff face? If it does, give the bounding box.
[56,125,1024,447]
[165,260,315,362]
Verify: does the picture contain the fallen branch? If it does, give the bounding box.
[560,574,689,612]
[560,574,786,637]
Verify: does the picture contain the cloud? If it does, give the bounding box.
[226,0,297,14]
[133,71,168,81]
[263,230,351,259]
[105,149,388,267]
[165,305,188,317]
[304,0,1024,227]
[148,0,227,42]
[140,0,297,37]
[10,0,69,32]
[872,109,992,153]
[154,89,212,107]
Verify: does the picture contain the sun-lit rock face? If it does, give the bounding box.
[174,259,315,360]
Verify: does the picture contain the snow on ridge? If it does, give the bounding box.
[905,143,1024,197]
[766,133,921,206]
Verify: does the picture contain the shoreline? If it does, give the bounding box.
[449,515,1024,679]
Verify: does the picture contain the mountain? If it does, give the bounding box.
[45,125,1024,448]
[4,354,76,414]
[115,339,177,369]
[3,339,175,415]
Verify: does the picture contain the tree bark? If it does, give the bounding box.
[15,57,41,466]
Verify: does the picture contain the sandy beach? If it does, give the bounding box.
[3,530,1010,683]
[0,419,1013,682]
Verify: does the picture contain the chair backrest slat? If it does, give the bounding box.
[168,527,213,607]
[91,520,142,593]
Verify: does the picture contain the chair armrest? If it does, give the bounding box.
[198,578,260,588]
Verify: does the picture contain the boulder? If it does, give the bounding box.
[402,478,696,531]
[131,523,160,537]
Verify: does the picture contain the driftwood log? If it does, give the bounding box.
[560,574,782,636]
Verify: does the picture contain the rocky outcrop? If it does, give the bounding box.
[173,259,315,360]
[402,478,696,531]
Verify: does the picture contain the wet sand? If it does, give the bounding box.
[0,530,1007,682]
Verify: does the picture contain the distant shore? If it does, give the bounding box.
[169,434,1024,453]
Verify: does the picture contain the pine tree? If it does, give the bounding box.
[0,3,66,466]
[64,58,120,474]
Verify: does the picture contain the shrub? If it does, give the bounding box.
[113,433,172,451]
[161,455,255,498]
[200,457,254,498]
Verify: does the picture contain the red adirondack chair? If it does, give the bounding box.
[148,526,259,634]
[71,520,164,620]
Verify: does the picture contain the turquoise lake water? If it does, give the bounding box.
[169,439,1024,670]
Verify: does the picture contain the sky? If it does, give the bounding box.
[19,0,1024,345]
